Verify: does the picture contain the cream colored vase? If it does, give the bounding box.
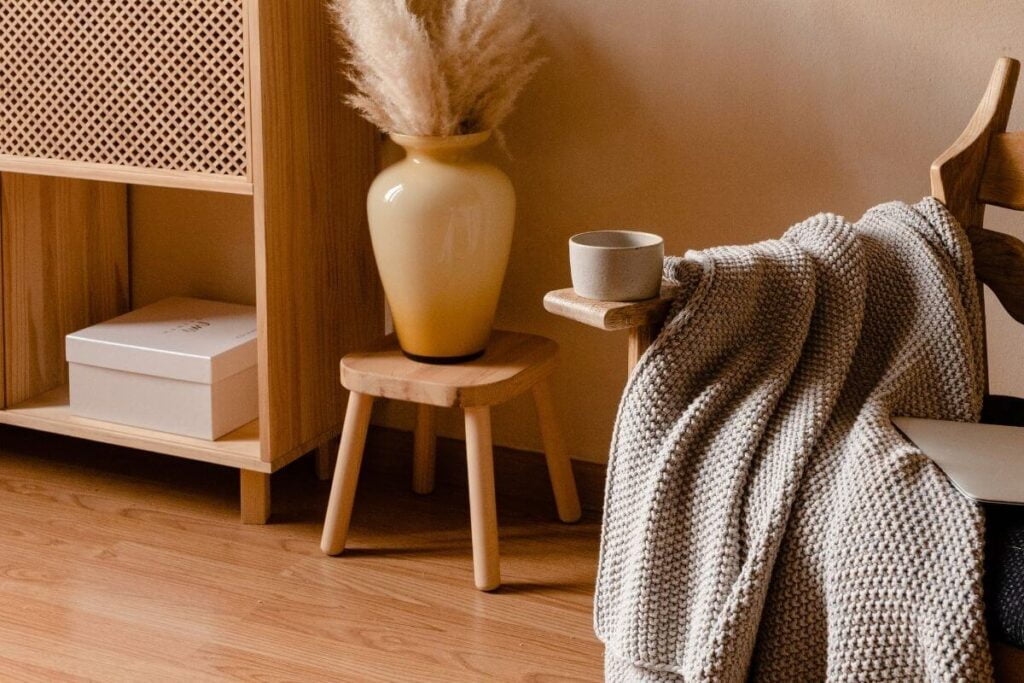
[367,131,515,362]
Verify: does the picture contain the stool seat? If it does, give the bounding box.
[322,329,581,591]
[341,330,559,408]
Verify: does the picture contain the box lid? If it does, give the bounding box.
[66,297,257,384]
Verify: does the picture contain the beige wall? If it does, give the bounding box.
[401,0,1024,463]
[138,0,1024,464]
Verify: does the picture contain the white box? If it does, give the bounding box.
[66,297,258,440]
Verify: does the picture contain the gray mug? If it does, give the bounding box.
[569,230,664,301]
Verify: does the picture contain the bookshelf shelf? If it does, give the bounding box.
[0,0,383,523]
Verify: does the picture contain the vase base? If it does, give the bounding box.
[402,349,485,365]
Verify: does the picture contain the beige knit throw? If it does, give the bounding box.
[595,198,992,681]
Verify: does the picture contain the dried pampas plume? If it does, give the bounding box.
[327,0,543,137]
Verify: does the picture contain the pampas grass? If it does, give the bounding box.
[327,0,543,137]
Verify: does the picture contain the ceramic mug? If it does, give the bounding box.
[569,230,665,301]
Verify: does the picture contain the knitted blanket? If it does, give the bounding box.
[595,198,992,681]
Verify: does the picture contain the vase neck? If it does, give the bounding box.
[391,131,492,162]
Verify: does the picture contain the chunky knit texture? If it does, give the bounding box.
[595,198,992,681]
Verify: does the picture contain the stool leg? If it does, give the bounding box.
[464,406,500,591]
[413,404,436,494]
[320,392,375,555]
[532,380,583,523]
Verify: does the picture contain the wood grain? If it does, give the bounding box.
[931,57,1019,232]
[239,469,271,524]
[1,174,128,406]
[544,287,670,372]
[970,226,1024,325]
[0,384,267,472]
[543,285,676,331]
[532,380,583,524]
[341,331,559,408]
[412,404,437,494]
[320,391,375,555]
[980,131,1024,210]
[0,174,5,409]
[464,406,501,590]
[0,425,604,680]
[251,0,384,463]
[931,58,1024,328]
[334,332,578,590]
[0,1,384,523]
[628,324,658,375]
[0,157,254,196]
[0,0,252,191]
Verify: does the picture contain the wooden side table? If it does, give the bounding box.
[543,285,677,373]
[320,330,582,591]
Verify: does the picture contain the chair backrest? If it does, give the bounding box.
[931,57,1024,327]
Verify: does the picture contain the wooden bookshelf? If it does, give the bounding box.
[0,0,384,522]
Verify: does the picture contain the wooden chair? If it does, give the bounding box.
[320,330,582,591]
[545,57,1024,675]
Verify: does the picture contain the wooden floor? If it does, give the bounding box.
[0,425,604,682]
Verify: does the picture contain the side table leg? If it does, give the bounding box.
[627,324,656,375]
[413,404,436,494]
[532,380,583,523]
[464,406,501,591]
[320,391,375,555]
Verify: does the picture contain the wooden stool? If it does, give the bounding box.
[320,330,582,591]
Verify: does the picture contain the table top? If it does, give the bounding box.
[542,285,677,331]
[341,330,559,408]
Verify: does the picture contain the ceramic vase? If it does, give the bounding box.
[366,131,515,363]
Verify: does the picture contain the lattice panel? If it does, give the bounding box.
[0,0,249,179]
